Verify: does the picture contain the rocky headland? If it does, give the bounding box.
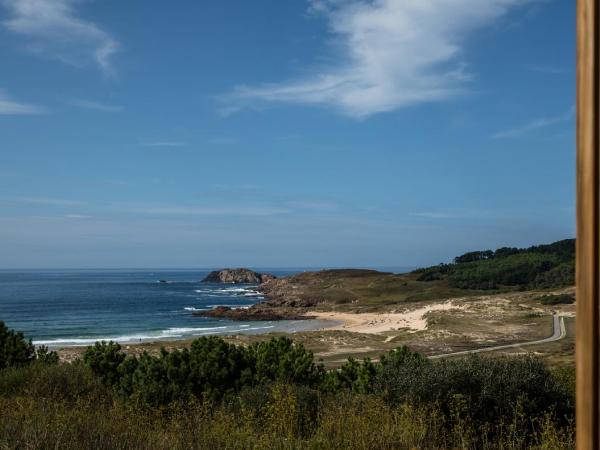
[202,268,276,284]
[195,269,388,321]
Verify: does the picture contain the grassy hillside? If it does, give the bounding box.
[254,239,574,313]
[258,269,488,313]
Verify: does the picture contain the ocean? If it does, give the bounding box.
[0,269,328,347]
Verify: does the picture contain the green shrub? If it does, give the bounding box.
[83,336,326,406]
[374,346,432,404]
[373,349,574,429]
[247,336,324,386]
[551,365,575,399]
[537,293,575,305]
[534,262,576,289]
[0,336,576,449]
[0,360,110,403]
[80,337,575,432]
[187,336,250,399]
[324,357,377,393]
[83,340,126,386]
[35,345,59,365]
[0,321,36,369]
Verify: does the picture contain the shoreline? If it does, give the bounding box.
[45,301,462,349]
[43,318,339,349]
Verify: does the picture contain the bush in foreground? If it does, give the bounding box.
[80,336,574,434]
[0,324,576,449]
[0,370,574,449]
[0,321,58,369]
[84,336,324,405]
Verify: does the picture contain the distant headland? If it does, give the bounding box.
[201,268,276,284]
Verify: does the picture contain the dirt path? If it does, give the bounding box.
[429,314,566,359]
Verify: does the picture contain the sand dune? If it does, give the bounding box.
[309,301,464,334]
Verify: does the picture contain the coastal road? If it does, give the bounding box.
[429,314,567,360]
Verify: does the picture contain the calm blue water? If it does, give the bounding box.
[0,269,327,347]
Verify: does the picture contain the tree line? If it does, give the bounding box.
[413,238,575,290]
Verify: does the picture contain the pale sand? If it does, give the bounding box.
[309,301,464,334]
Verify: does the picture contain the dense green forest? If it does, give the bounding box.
[413,239,575,290]
[0,321,575,449]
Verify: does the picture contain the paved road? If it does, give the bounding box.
[429,314,566,360]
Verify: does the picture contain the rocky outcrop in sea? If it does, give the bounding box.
[202,268,276,284]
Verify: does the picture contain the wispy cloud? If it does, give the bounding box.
[212,184,260,192]
[286,200,338,211]
[130,205,291,217]
[141,141,187,148]
[1,0,119,75]
[9,196,85,207]
[221,0,529,118]
[70,99,123,112]
[410,212,456,219]
[0,89,45,114]
[65,214,92,219]
[492,107,574,139]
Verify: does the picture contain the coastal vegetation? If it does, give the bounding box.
[0,324,575,449]
[536,294,575,306]
[414,239,575,291]
[0,321,58,369]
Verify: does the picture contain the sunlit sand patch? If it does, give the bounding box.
[309,300,466,334]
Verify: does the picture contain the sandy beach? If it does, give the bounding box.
[309,301,465,334]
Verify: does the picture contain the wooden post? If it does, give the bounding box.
[577,0,600,448]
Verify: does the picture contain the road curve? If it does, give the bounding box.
[429,314,566,360]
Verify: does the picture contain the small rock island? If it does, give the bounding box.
[201,268,276,284]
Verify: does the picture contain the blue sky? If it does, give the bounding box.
[0,0,575,269]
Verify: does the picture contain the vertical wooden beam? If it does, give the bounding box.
[577,0,600,448]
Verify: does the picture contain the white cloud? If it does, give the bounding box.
[222,0,528,118]
[492,106,574,139]
[0,89,45,114]
[141,141,187,148]
[2,0,119,75]
[70,99,123,112]
[65,214,92,219]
